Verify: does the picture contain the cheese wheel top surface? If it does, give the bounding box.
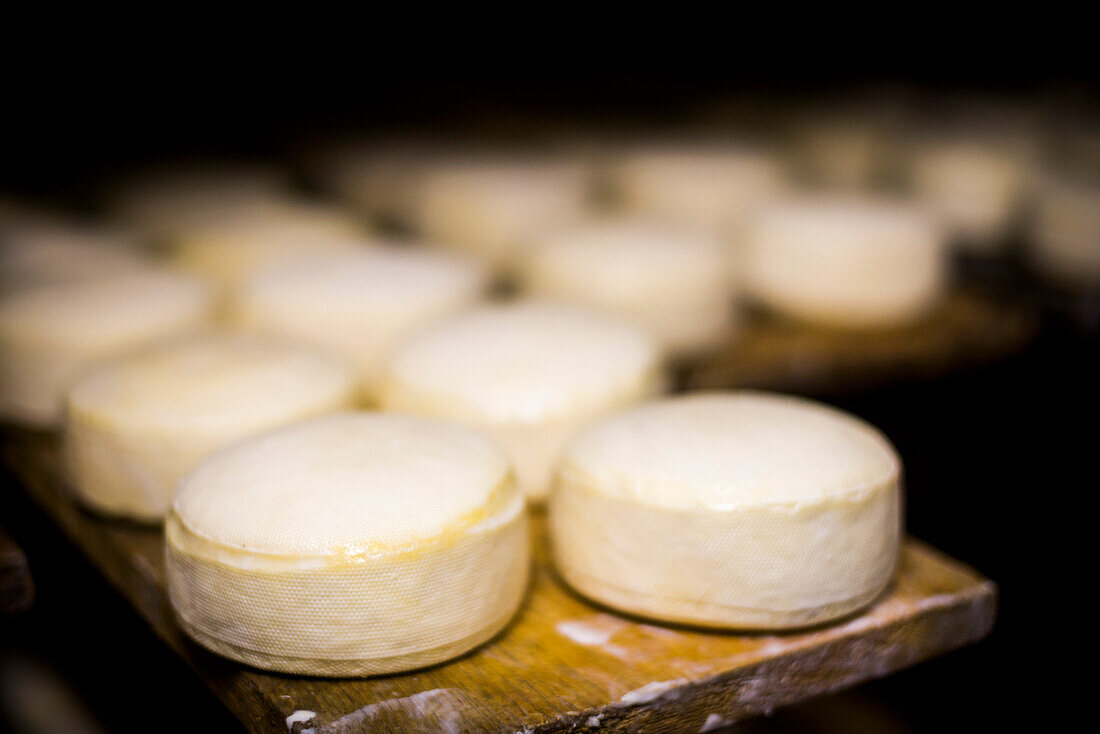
[109,162,289,231]
[422,158,588,201]
[619,146,781,185]
[178,198,362,243]
[615,145,785,218]
[242,246,488,314]
[910,142,1026,236]
[0,224,150,289]
[912,142,1024,194]
[384,302,662,423]
[1034,173,1100,245]
[753,195,939,254]
[526,219,729,291]
[0,270,212,346]
[68,332,355,436]
[174,412,514,556]
[562,392,898,509]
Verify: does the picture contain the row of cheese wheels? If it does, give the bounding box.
[2,287,900,675]
[154,392,898,677]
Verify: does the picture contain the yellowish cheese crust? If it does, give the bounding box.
[166,475,529,676]
[550,472,899,629]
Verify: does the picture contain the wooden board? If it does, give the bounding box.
[682,290,1036,395]
[2,429,996,734]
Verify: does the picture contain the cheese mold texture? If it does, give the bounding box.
[378,301,665,501]
[231,246,489,398]
[520,219,736,354]
[166,412,529,676]
[549,392,901,629]
[0,270,215,426]
[744,195,946,328]
[65,332,358,521]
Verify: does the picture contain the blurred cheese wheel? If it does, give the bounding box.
[378,302,664,501]
[0,270,215,426]
[520,219,736,354]
[549,392,901,629]
[65,332,357,521]
[610,144,786,235]
[166,412,528,676]
[106,161,290,240]
[309,136,446,229]
[909,142,1027,251]
[231,246,488,397]
[792,119,885,190]
[1030,173,1100,287]
[171,199,367,287]
[415,159,591,270]
[1,223,151,293]
[744,195,946,328]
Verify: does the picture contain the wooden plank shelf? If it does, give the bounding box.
[681,290,1035,395]
[2,429,996,733]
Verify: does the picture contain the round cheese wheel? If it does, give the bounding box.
[0,270,215,426]
[106,161,290,240]
[308,136,447,229]
[378,302,665,501]
[744,195,946,328]
[166,412,528,676]
[549,392,901,629]
[909,141,1027,251]
[171,199,367,287]
[520,219,736,354]
[414,158,591,270]
[1030,173,1100,287]
[231,246,489,398]
[610,144,786,235]
[791,118,886,190]
[65,332,358,521]
[0,223,151,293]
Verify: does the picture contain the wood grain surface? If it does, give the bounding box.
[681,290,1035,395]
[1,429,995,733]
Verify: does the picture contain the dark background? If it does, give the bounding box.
[3,66,1097,731]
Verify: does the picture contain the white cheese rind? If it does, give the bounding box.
[232,247,488,399]
[106,162,290,240]
[0,270,215,426]
[64,333,358,521]
[378,302,665,501]
[307,136,449,229]
[414,159,591,271]
[166,495,527,676]
[548,392,901,629]
[909,141,1028,251]
[165,413,529,676]
[0,223,151,292]
[520,220,737,355]
[1029,173,1100,286]
[743,196,946,328]
[170,199,367,288]
[610,145,786,236]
